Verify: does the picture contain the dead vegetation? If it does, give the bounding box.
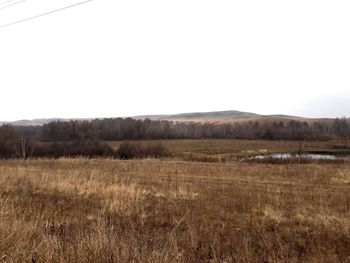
[0,159,349,262]
[108,139,350,161]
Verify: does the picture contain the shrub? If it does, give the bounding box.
[33,141,115,158]
[117,142,169,159]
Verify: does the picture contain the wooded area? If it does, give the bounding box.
[0,117,349,158]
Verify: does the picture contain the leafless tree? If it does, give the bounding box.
[14,137,35,159]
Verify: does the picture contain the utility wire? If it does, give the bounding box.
[0,0,20,6]
[0,0,22,7]
[0,0,26,11]
[0,0,92,29]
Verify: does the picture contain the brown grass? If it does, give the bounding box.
[0,158,350,262]
[108,139,350,162]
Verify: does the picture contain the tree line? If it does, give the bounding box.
[0,117,349,158]
[32,117,350,141]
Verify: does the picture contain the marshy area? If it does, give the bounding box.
[0,139,350,262]
[108,139,350,163]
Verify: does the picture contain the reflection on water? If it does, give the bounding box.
[252,153,350,160]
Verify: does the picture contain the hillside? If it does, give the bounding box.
[135,110,258,121]
[134,110,306,123]
[7,118,91,126]
[2,110,336,126]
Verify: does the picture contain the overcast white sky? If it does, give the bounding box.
[0,0,349,121]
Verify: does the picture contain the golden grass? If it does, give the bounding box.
[0,159,349,262]
[107,139,348,161]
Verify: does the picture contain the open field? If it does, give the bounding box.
[107,139,350,161]
[0,158,349,262]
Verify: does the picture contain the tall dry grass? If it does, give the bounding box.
[0,159,349,262]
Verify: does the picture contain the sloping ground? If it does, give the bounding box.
[135,110,260,122]
[134,110,328,123]
[7,118,91,126]
[0,159,349,262]
[10,118,63,126]
[3,110,336,126]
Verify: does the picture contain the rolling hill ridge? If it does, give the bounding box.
[3,110,335,126]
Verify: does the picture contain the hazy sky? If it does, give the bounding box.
[0,0,349,121]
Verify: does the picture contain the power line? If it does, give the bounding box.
[0,0,92,29]
[0,0,21,6]
[0,0,26,11]
[0,0,17,5]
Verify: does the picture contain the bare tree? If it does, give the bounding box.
[14,137,35,159]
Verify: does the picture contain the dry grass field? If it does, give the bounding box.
[108,139,350,162]
[0,158,349,262]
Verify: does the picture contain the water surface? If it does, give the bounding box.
[252,153,350,160]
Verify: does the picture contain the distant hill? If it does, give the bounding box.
[5,118,91,126]
[11,118,65,126]
[134,110,306,123]
[2,110,335,126]
[135,110,258,121]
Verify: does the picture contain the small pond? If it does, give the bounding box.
[251,153,350,160]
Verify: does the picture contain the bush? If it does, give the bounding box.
[0,141,16,158]
[0,125,19,158]
[33,141,115,158]
[117,142,169,159]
